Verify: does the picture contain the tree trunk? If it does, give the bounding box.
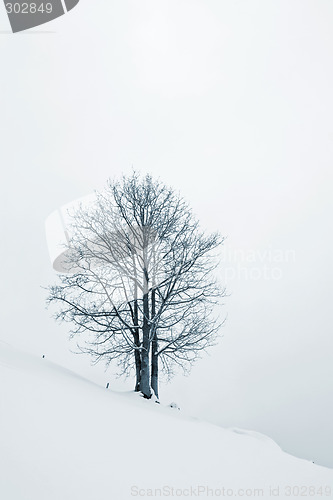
[151,288,159,399]
[151,335,158,399]
[133,331,141,392]
[132,287,141,392]
[141,267,151,399]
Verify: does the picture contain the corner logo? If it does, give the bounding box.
[3,0,80,33]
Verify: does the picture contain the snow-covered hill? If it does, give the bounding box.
[1,343,332,500]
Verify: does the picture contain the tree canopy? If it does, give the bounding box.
[47,173,225,398]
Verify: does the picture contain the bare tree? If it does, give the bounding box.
[47,173,225,399]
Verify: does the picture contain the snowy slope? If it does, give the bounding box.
[0,343,332,500]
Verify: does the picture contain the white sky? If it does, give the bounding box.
[0,0,332,467]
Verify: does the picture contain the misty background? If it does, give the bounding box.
[0,0,332,467]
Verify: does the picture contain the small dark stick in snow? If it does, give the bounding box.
[42,355,45,359]
[106,383,109,389]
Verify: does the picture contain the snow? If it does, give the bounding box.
[1,342,332,500]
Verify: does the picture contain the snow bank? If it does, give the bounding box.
[0,342,331,500]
